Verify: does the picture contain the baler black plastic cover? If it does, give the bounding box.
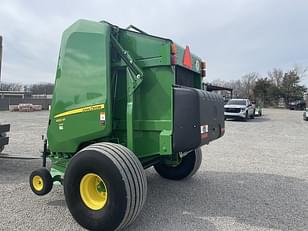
[173,86,225,153]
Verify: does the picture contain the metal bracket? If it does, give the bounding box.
[42,138,48,167]
[52,175,63,184]
[110,31,145,150]
[126,25,148,35]
[110,34,143,95]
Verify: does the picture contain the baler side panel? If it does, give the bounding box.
[133,67,174,157]
[111,30,174,159]
[119,30,171,66]
[48,20,112,153]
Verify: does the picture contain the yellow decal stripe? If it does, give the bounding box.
[54,104,104,119]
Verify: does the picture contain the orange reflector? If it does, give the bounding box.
[171,43,177,55]
[183,46,192,69]
[201,61,206,69]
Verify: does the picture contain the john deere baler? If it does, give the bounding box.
[30,19,225,231]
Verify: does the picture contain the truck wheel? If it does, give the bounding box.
[244,111,248,121]
[0,146,4,153]
[29,167,53,196]
[64,142,147,231]
[154,148,202,180]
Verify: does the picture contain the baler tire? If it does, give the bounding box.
[64,142,147,231]
[188,148,203,177]
[154,148,203,180]
[29,167,53,196]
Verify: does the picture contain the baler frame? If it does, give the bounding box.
[110,32,144,151]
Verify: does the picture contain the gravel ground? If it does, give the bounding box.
[0,109,307,231]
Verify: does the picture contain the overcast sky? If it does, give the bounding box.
[0,0,307,86]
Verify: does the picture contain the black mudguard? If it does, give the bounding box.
[173,87,224,153]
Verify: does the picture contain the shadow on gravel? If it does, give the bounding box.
[249,116,271,123]
[127,170,308,231]
[226,116,271,123]
[47,199,66,207]
[0,159,43,184]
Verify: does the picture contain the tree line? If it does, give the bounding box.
[211,66,307,106]
[0,82,54,95]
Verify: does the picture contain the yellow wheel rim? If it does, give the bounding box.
[32,176,44,191]
[80,173,108,210]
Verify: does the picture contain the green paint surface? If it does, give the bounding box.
[48,19,203,173]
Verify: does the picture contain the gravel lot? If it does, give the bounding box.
[0,109,307,231]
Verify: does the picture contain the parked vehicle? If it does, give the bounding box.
[224,99,255,121]
[29,19,225,231]
[254,106,262,116]
[288,100,306,110]
[251,101,262,116]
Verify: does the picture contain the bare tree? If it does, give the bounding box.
[241,72,259,99]
[292,64,308,80]
[0,82,23,91]
[268,68,284,87]
[27,83,54,94]
[210,66,307,107]
[210,76,255,99]
[210,79,227,87]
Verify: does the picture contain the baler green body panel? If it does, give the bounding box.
[48,20,112,153]
[47,19,224,174]
[48,20,180,160]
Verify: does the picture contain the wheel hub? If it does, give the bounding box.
[80,173,108,210]
[32,176,44,191]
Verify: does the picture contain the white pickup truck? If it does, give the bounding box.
[224,99,255,121]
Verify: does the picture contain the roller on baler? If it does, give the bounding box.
[29,19,225,231]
